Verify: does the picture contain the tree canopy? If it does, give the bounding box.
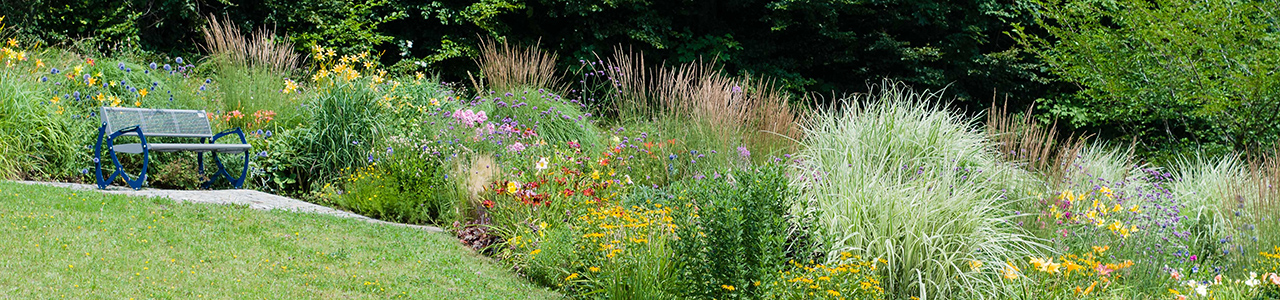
[1015,0,1280,157]
[1,0,1059,110]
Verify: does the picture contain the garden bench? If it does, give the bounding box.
[94,107,252,190]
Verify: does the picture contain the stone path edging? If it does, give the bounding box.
[16,181,444,233]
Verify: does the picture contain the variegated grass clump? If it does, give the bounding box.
[792,81,1045,299]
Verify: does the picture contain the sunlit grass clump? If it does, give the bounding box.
[792,81,1043,299]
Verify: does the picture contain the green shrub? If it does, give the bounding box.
[669,165,795,299]
[335,143,464,225]
[147,153,203,189]
[289,80,389,188]
[0,67,86,180]
[793,81,1043,299]
[488,88,603,153]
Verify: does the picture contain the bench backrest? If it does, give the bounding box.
[100,107,214,138]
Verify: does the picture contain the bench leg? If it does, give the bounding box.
[233,150,248,189]
[94,124,108,189]
[206,151,249,189]
[96,124,149,190]
[205,128,250,189]
[110,144,149,191]
[198,153,205,184]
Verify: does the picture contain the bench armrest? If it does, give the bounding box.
[211,128,248,145]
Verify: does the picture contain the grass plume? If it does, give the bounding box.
[201,15,301,74]
[473,38,563,93]
[985,98,1088,184]
[603,49,802,155]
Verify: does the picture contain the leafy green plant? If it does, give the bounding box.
[289,79,389,189]
[147,153,203,189]
[669,165,796,299]
[269,0,406,55]
[337,142,466,225]
[0,61,87,180]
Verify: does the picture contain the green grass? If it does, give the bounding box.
[793,81,1043,299]
[0,181,557,299]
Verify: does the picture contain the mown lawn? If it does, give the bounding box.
[0,181,557,299]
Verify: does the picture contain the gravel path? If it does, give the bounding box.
[16,181,444,233]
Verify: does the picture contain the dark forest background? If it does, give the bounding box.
[6,0,1276,162]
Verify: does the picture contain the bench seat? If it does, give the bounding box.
[112,143,253,154]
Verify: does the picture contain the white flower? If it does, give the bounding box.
[1194,283,1207,296]
[624,174,633,185]
[1246,272,1260,287]
[535,157,549,171]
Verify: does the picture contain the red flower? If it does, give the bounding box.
[598,158,610,166]
[555,177,567,185]
[482,199,494,208]
[582,188,595,197]
[568,141,580,149]
[86,58,96,66]
[563,189,575,197]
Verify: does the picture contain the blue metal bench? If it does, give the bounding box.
[94,107,252,190]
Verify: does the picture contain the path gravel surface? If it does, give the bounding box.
[17,181,444,233]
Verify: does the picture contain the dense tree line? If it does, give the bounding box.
[0,0,1059,106]
[3,0,1276,161]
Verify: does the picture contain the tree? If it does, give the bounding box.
[1014,0,1280,158]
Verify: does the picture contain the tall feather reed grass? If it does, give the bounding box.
[1249,148,1280,247]
[603,49,802,155]
[985,99,1089,184]
[472,39,563,93]
[201,15,306,129]
[1250,148,1280,221]
[200,15,301,74]
[792,80,1043,299]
